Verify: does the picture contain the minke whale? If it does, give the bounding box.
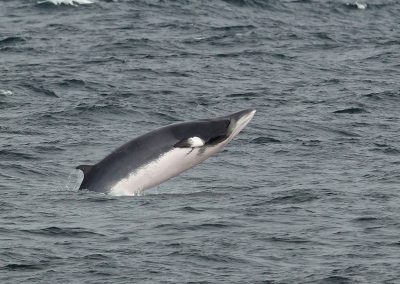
[76,108,256,195]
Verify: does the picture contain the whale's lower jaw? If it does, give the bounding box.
[109,145,222,196]
[227,109,256,142]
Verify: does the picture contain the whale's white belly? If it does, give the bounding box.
[109,145,222,196]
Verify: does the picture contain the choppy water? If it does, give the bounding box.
[1,0,400,283]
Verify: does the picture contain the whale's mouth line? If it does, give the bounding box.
[203,109,256,147]
[205,134,229,146]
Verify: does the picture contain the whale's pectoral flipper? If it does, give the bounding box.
[76,164,94,175]
[174,137,205,148]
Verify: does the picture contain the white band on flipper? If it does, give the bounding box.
[187,137,205,147]
[174,136,205,148]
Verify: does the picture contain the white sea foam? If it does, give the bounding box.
[57,169,83,192]
[38,0,95,5]
[355,1,367,9]
[0,89,13,96]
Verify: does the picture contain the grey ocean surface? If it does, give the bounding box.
[1,0,400,283]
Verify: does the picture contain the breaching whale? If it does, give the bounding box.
[76,108,256,195]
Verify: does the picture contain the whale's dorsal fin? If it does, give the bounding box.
[76,164,94,175]
[174,137,205,148]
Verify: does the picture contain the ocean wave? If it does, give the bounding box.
[21,83,59,98]
[371,143,400,155]
[221,0,276,9]
[364,91,400,101]
[0,37,26,47]
[22,226,104,237]
[345,1,367,10]
[210,24,257,31]
[175,206,205,213]
[0,89,13,96]
[251,136,282,144]
[3,263,44,271]
[333,107,367,114]
[37,0,95,6]
[226,92,261,99]
[0,149,36,161]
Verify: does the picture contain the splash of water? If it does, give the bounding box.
[38,0,95,6]
[58,169,83,192]
[355,2,367,9]
[0,89,13,96]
